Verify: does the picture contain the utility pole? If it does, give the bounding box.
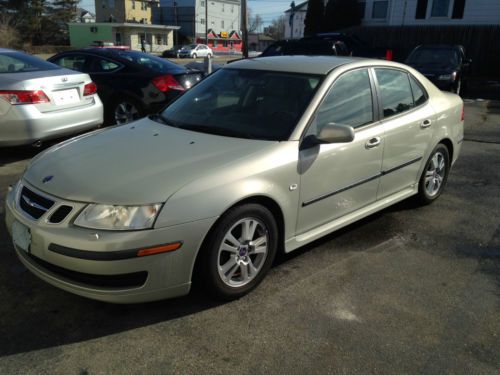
[241,0,248,58]
[174,1,178,45]
[205,0,208,45]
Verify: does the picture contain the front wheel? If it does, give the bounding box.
[198,204,278,300]
[416,144,450,205]
[192,53,197,59]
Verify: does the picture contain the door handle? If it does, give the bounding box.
[365,137,381,149]
[421,119,432,128]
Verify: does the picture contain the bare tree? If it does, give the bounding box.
[265,15,286,40]
[248,9,263,33]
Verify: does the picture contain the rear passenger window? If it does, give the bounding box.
[312,69,373,133]
[92,58,120,73]
[409,75,427,106]
[52,55,88,72]
[375,69,414,118]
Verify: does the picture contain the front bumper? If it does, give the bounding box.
[5,181,216,303]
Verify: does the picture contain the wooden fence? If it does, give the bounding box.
[347,25,500,77]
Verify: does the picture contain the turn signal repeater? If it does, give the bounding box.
[137,242,182,257]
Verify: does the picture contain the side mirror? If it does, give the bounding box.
[301,123,355,149]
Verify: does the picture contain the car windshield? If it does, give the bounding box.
[113,50,184,73]
[408,48,459,66]
[159,68,322,141]
[0,52,60,73]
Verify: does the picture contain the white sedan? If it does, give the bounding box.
[178,44,213,59]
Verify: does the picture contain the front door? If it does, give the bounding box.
[297,68,384,234]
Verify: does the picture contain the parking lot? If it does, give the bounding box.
[0,99,499,374]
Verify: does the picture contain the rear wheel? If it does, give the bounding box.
[198,204,278,300]
[416,144,450,205]
[108,97,144,125]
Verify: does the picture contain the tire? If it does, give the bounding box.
[192,53,197,59]
[207,53,212,58]
[198,204,278,300]
[107,97,144,125]
[416,144,450,205]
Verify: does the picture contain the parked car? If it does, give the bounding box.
[260,39,350,57]
[178,44,213,59]
[48,48,203,125]
[0,48,103,147]
[406,44,471,95]
[162,44,186,58]
[309,32,393,60]
[89,40,130,50]
[5,56,464,303]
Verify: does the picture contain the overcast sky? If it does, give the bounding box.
[78,0,292,26]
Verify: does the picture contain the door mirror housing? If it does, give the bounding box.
[301,123,355,149]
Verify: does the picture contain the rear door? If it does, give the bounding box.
[373,68,435,199]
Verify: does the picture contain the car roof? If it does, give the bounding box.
[224,55,367,75]
[416,44,463,50]
[0,48,19,53]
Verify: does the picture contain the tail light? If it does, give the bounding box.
[152,75,185,92]
[83,82,97,96]
[461,104,464,122]
[0,90,50,105]
[385,49,393,61]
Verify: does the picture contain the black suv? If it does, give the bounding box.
[406,44,471,95]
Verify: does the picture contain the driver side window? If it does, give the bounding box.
[308,69,373,136]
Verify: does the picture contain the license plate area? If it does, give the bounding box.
[12,220,31,253]
[53,88,80,106]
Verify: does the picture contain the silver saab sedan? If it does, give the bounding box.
[5,56,464,303]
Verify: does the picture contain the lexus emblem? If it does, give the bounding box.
[42,175,54,184]
[61,77,68,82]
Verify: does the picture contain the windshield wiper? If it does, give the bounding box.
[149,114,179,128]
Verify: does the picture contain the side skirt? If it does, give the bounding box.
[284,186,418,253]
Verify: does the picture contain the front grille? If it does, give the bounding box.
[49,205,73,223]
[19,186,54,219]
[24,252,148,289]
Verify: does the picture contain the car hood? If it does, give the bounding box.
[24,118,275,205]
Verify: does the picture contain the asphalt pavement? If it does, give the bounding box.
[0,100,499,374]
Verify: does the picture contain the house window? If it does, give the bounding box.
[452,0,466,19]
[358,1,366,19]
[131,0,135,10]
[221,20,224,28]
[141,1,147,10]
[231,5,234,13]
[201,18,205,25]
[222,3,224,12]
[415,0,428,19]
[201,1,205,6]
[372,1,388,19]
[431,0,450,17]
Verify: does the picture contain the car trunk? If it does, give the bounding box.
[3,70,95,113]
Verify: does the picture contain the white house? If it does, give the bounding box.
[360,0,500,26]
[284,1,308,39]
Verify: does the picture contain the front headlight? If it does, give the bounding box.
[438,72,457,81]
[74,204,162,230]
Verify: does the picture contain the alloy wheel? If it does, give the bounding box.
[217,217,269,288]
[424,151,446,197]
